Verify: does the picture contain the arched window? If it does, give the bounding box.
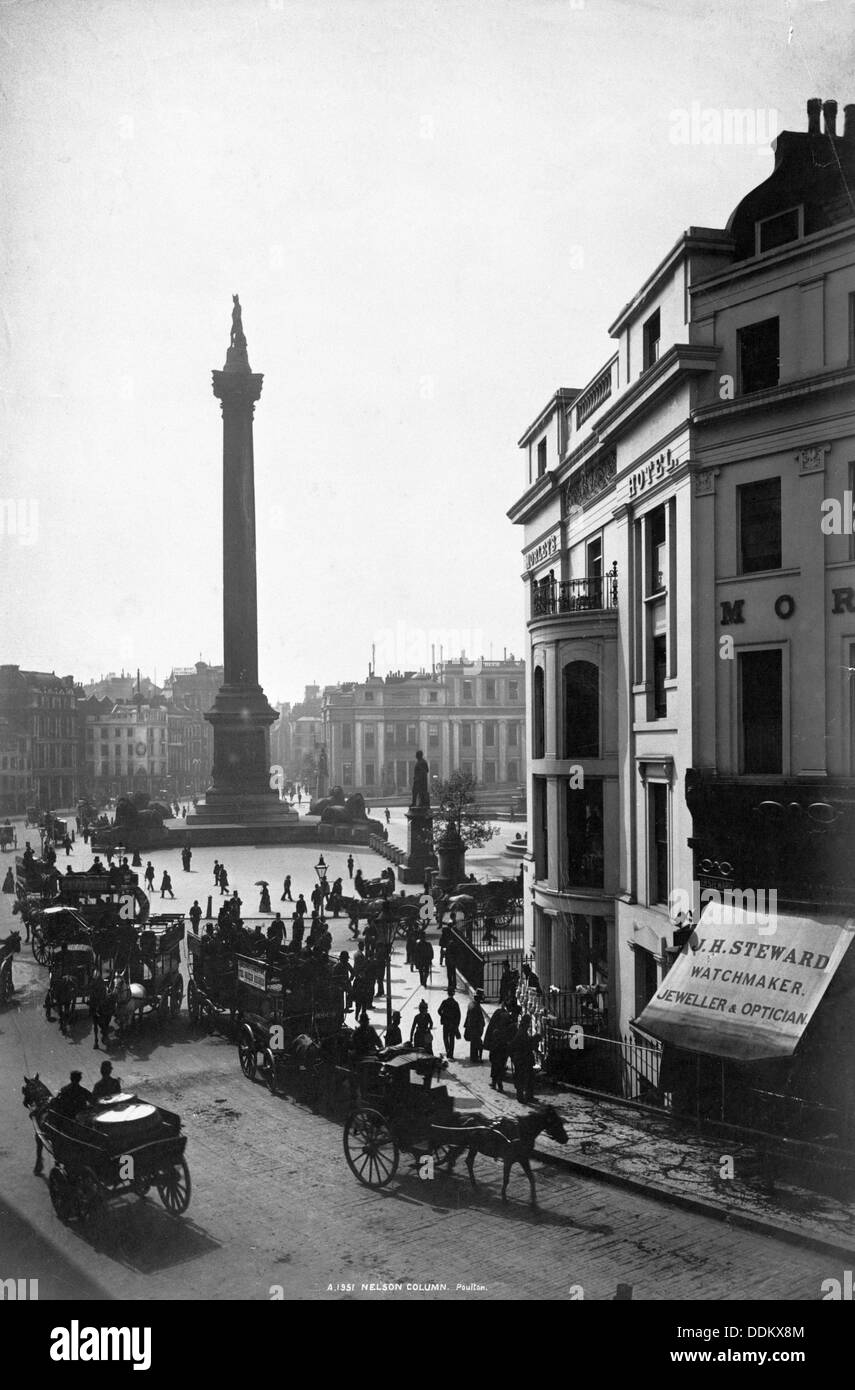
[564,660,599,758]
[533,666,545,759]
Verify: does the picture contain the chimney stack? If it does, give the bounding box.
[844,104,855,141]
[822,99,838,137]
[807,98,822,135]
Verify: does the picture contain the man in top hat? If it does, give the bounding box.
[464,989,487,1063]
[437,986,461,1059]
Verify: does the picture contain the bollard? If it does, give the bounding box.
[205,894,213,920]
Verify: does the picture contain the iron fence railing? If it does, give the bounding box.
[541,1027,664,1104]
[531,564,618,618]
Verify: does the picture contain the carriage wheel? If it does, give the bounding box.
[343,1108,399,1188]
[132,1173,152,1198]
[237,1026,257,1080]
[31,929,47,966]
[48,1167,74,1224]
[156,1157,191,1216]
[170,976,184,1018]
[74,1167,104,1225]
[261,1047,278,1094]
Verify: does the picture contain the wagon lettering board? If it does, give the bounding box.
[237,960,267,991]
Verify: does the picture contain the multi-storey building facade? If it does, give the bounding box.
[0,715,32,813]
[84,702,170,800]
[323,657,526,798]
[510,98,855,1128]
[0,666,80,809]
[163,662,224,792]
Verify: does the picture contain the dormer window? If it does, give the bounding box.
[756,206,802,255]
[642,309,660,371]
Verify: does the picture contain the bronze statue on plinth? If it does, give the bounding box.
[411,750,431,809]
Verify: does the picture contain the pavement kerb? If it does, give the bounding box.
[441,973,855,1260]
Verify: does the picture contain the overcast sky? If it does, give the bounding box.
[2,0,851,704]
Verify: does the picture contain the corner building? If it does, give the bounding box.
[510,99,855,1092]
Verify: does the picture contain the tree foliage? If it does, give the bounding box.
[432,770,497,851]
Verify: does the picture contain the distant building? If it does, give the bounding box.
[270,701,293,779]
[287,686,323,786]
[83,671,160,703]
[163,662,224,791]
[83,700,170,800]
[323,657,526,798]
[0,666,80,809]
[0,713,31,814]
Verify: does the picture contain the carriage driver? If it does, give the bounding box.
[54,1071,94,1119]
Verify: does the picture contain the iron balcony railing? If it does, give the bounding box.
[531,563,618,618]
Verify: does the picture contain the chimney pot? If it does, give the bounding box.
[844,104,855,141]
[822,99,838,137]
[807,97,822,135]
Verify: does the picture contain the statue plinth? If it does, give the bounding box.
[435,822,466,892]
[397,805,438,885]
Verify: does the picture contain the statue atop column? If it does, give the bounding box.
[230,294,247,350]
[411,750,430,809]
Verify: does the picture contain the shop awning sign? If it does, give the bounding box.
[637,903,854,1061]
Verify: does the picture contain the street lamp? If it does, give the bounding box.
[375,897,398,1035]
[314,853,328,921]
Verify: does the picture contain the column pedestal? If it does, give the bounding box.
[397,807,439,885]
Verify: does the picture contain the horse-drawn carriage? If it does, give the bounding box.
[31,904,93,967]
[104,916,186,1033]
[187,933,239,1035]
[234,950,347,1098]
[343,1049,570,1203]
[22,1075,191,1224]
[0,821,17,851]
[29,870,149,962]
[442,877,522,931]
[342,1049,457,1187]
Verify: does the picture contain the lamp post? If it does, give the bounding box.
[314,853,328,922]
[376,897,398,1035]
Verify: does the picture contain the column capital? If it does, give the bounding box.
[212,370,264,408]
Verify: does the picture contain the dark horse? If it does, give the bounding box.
[21,1073,53,1174]
[88,974,117,1050]
[436,1104,568,1206]
[45,963,78,1036]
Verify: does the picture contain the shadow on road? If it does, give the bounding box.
[0,1193,113,1299]
[370,1164,616,1234]
[28,1173,222,1276]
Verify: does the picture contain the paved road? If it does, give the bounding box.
[0,955,839,1301]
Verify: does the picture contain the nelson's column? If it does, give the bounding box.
[188,298,299,840]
